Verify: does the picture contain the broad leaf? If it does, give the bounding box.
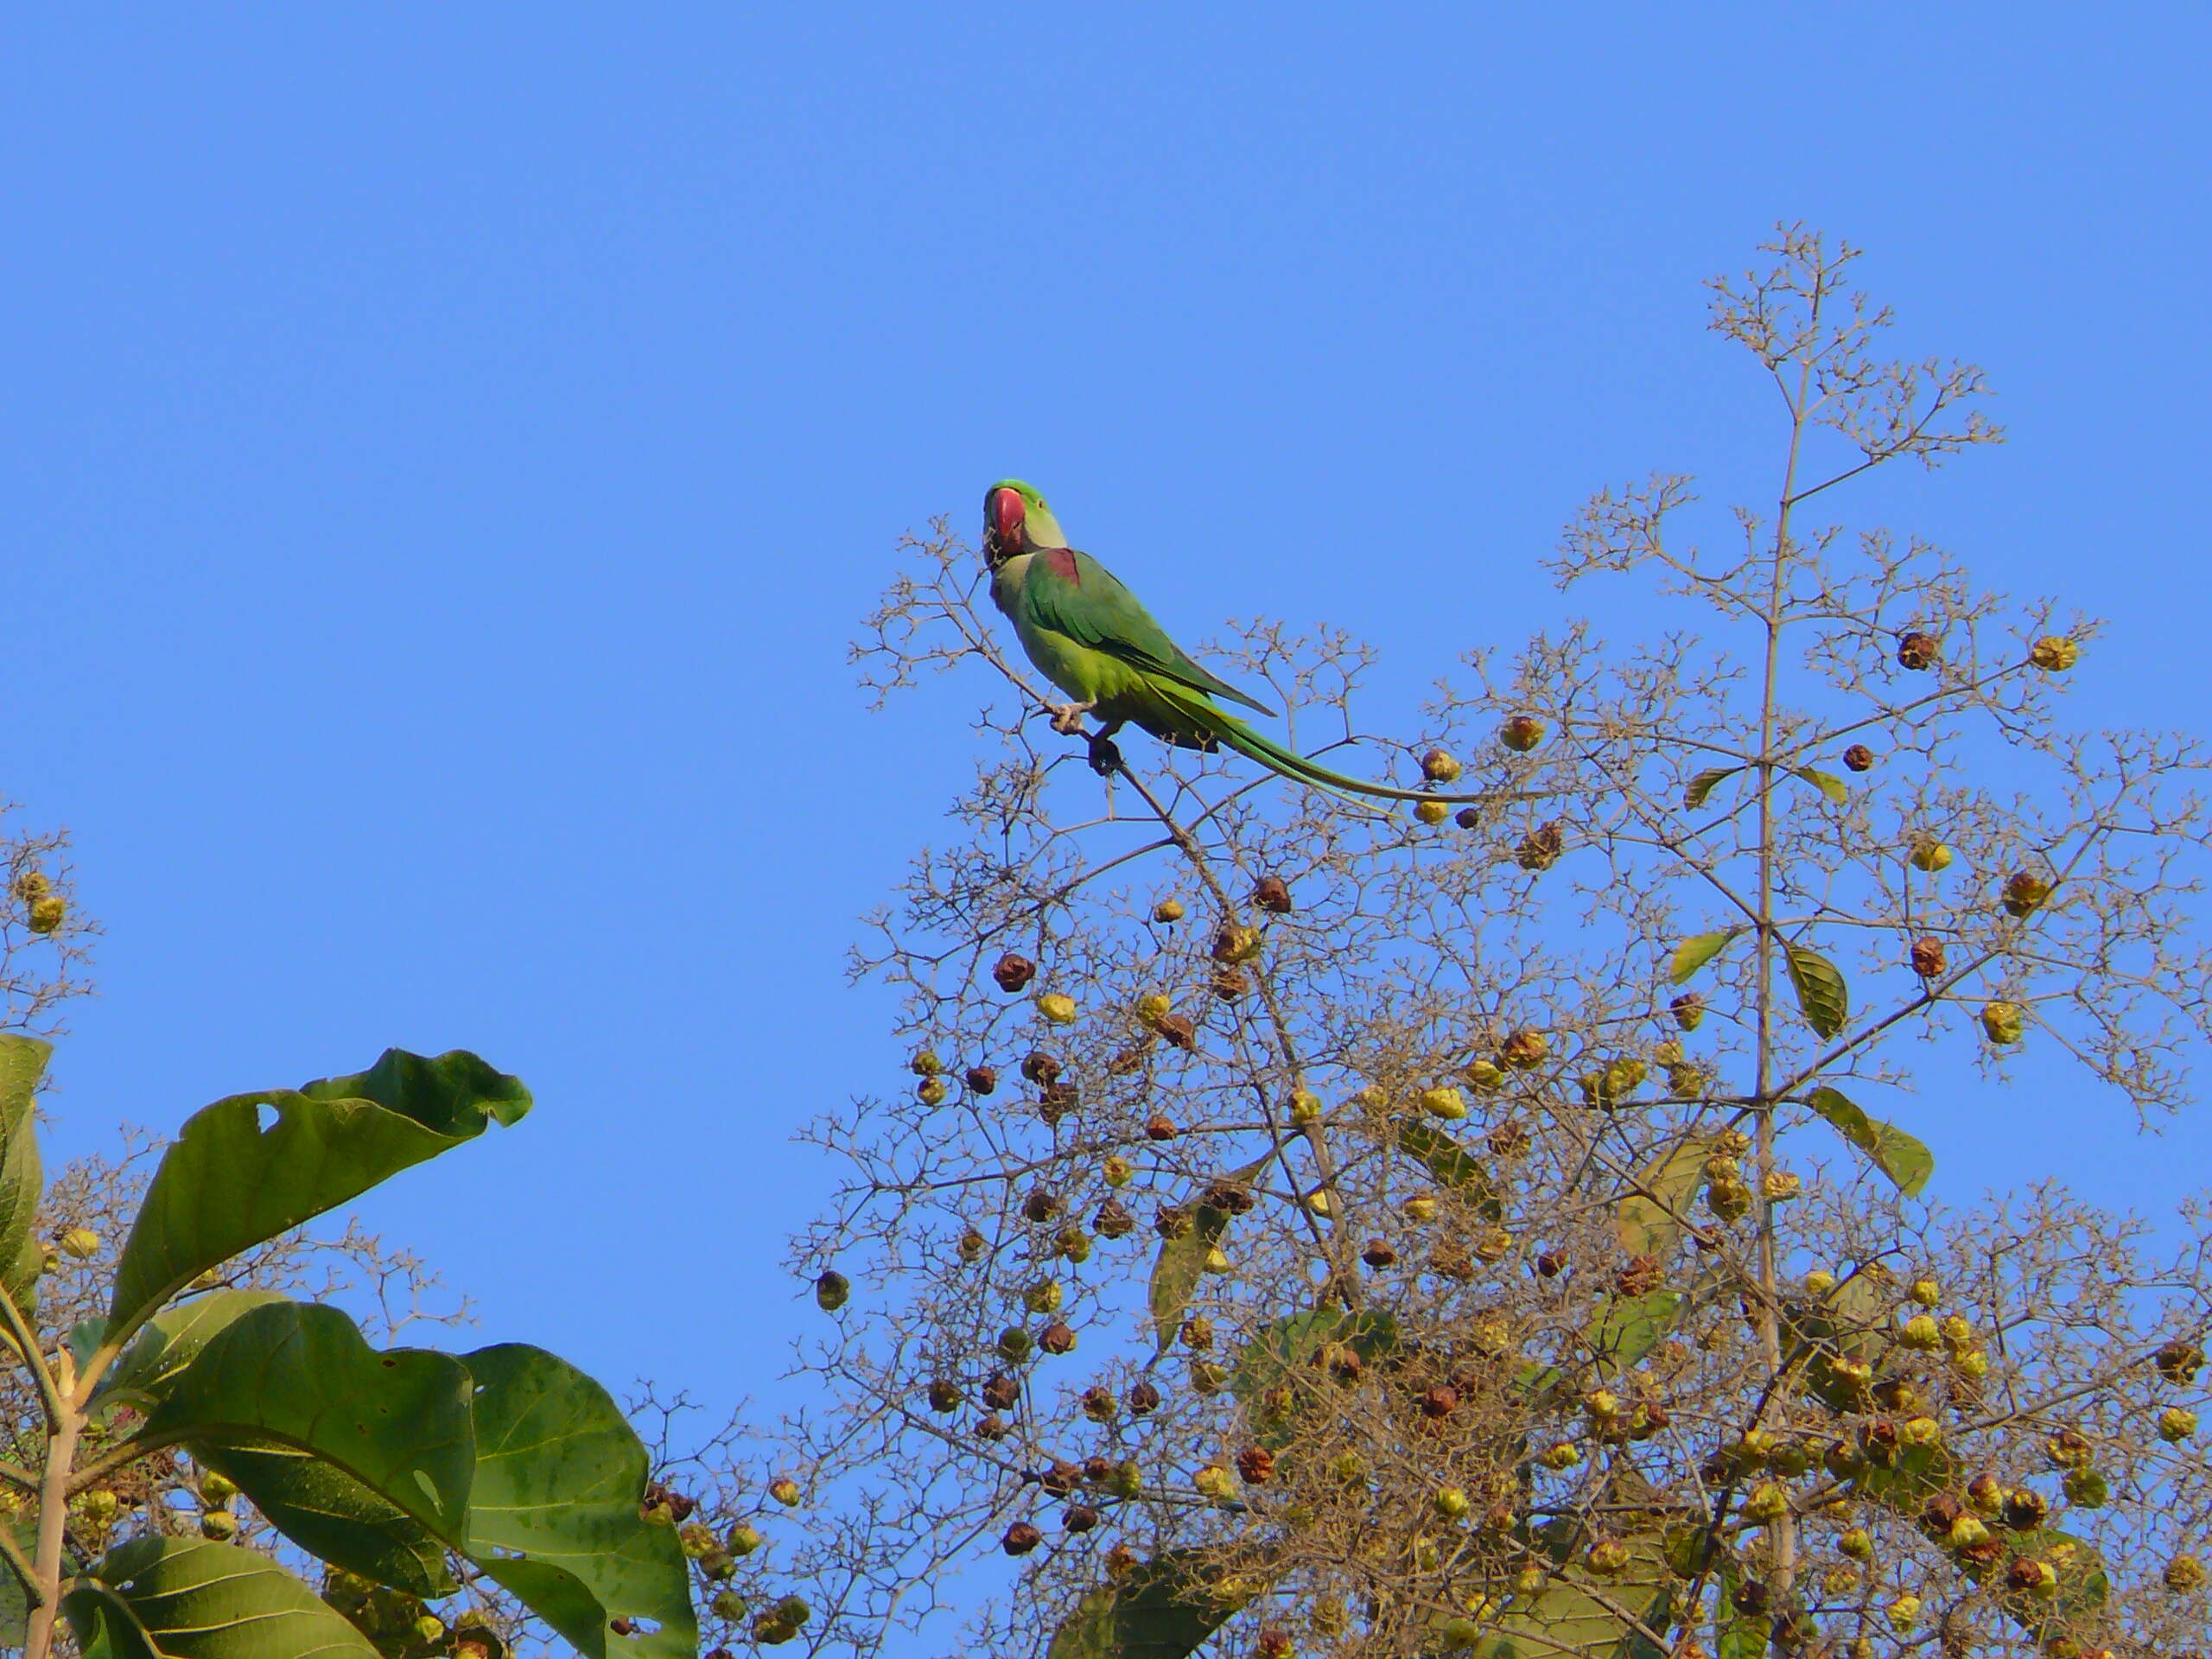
[97,1289,289,1410]
[1803,1086,1933,1197]
[198,1440,456,1599]
[1669,931,1737,985]
[1783,943,1848,1040]
[1231,1309,1399,1450]
[1046,1548,1258,1659]
[1148,1156,1268,1356]
[64,1535,379,1659]
[0,1036,48,1310]
[461,1344,696,1659]
[1394,1122,1502,1215]
[0,1517,32,1647]
[1794,766,1847,804]
[1615,1136,1715,1260]
[1586,1291,1681,1375]
[1682,767,1740,810]
[109,1050,530,1339]
[143,1301,475,1540]
[1471,1529,1670,1659]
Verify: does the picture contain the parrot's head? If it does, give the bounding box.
[983,479,1067,569]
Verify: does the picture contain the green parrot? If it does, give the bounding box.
[982,479,1499,804]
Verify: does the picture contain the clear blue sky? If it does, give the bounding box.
[5,0,2208,1525]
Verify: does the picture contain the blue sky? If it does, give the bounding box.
[3,0,2208,1565]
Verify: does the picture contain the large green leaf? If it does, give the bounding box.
[64,1535,380,1658]
[0,1517,33,1647]
[197,1440,456,1599]
[1681,767,1740,810]
[1614,1135,1714,1260]
[108,1050,529,1339]
[1802,1087,1933,1196]
[0,1035,49,1309]
[1046,1548,1257,1659]
[1147,1156,1268,1356]
[1394,1121,1502,1214]
[1975,1527,2107,1638]
[461,1344,696,1659]
[1586,1292,1681,1376]
[1793,767,1847,804]
[97,1290,290,1411]
[143,1301,475,1541]
[1470,1531,1670,1659]
[1230,1309,1399,1451]
[1783,944,1847,1041]
[1668,931,1738,985]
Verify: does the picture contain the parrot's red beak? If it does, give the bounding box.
[987,487,1026,566]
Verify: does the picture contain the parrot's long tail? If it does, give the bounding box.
[1147,680,1514,810]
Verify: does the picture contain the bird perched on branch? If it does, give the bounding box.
[982,479,1502,805]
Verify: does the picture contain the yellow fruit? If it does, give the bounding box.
[1910,1277,1942,1306]
[1980,1001,2025,1045]
[1901,1314,1942,1351]
[1804,1269,1836,1295]
[1402,1194,1438,1224]
[1036,991,1078,1025]
[1153,897,1186,923]
[1414,799,1451,826]
[1135,993,1172,1028]
[1422,747,1465,784]
[1886,1595,1920,1632]
[1420,1086,1468,1121]
[1289,1090,1322,1125]
[59,1227,99,1260]
[2159,1407,2198,1443]
[769,1476,802,1506]
[1909,838,1954,874]
[1193,1464,1235,1499]
[1500,715,1547,753]
[1433,1485,1471,1519]
[27,896,64,934]
[2030,636,2080,671]
[2166,1554,2207,1592]
[1102,1155,1132,1186]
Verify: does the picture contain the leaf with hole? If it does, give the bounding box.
[107,1049,530,1342]
[1783,943,1848,1040]
[1803,1086,1933,1196]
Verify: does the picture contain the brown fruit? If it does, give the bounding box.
[1020,1051,1062,1086]
[1842,743,1874,772]
[1254,875,1294,913]
[1515,821,1566,872]
[1039,1459,1080,1495]
[1669,992,1705,1031]
[1453,805,1481,830]
[1153,1012,1197,1050]
[2002,871,2052,918]
[1910,938,1947,978]
[1145,1114,1179,1141]
[1001,1522,1041,1555]
[993,953,1037,992]
[1127,1379,1161,1415]
[1062,1504,1099,1533]
[926,1379,963,1413]
[1094,1198,1135,1238]
[1420,1384,1459,1419]
[1200,1179,1256,1215]
[1500,1029,1549,1069]
[1895,631,1939,671]
[1211,924,1262,963]
[2155,1339,2206,1385]
[1022,1187,1061,1223]
[1236,1446,1275,1483]
[1535,1250,1564,1278]
[1208,965,1250,1001]
[963,1065,998,1095]
[1421,747,1464,784]
[1361,1238,1397,1268]
[1486,1120,1531,1156]
[1039,1320,1077,1355]
[1615,1255,1662,1295]
[982,1373,1020,1410]
[974,1414,1008,1440]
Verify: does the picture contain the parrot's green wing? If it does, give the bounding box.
[1021,548,1276,718]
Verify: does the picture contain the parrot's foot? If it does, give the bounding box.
[1086,731,1125,777]
[1046,700,1096,735]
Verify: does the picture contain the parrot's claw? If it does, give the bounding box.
[1046,700,1096,736]
[1086,732,1125,777]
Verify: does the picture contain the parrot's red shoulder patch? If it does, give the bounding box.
[1042,547,1081,584]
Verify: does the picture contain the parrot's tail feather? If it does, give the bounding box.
[1147,682,1517,810]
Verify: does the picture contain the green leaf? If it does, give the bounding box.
[1230,1309,1399,1451]
[1614,1136,1716,1261]
[1147,1156,1268,1356]
[1469,1530,1670,1659]
[1682,767,1740,810]
[197,1440,456,1599]
[461,1344,697,1659]
[1712,1559,1770,1659]
[1393,1122,1502,1216]
[0,1517,33,1647]
[97,1289,292,1411]
[1783,943,1848,1040]
[64,1535,380,1659]
[1803,1086,1934,1197]
[143,1301,476,1540]
[1668,931,1738,985]
[0,1036,48,1310]
[1586,1291,1681,1375]
[1046,1548,1258,1659]
[1979,1527,2107,1637]
[108,1050,530,1340]
[1794,766,1848,804]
